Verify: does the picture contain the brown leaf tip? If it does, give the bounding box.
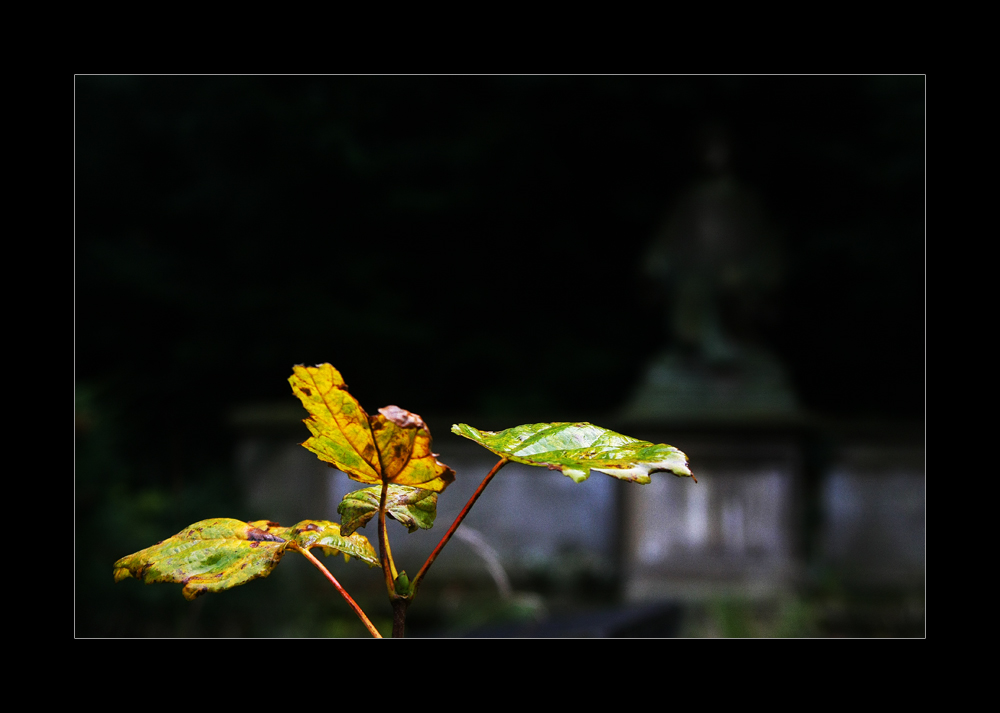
[379,405,426,431]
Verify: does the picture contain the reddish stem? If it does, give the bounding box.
[295,545,382,638]
[410,457,510,597]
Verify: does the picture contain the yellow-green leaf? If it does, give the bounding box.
[262,519,379,566]
[338,485,439,536]
[113,518,377,600]
[290,364,455,493]
[451,422,694,484]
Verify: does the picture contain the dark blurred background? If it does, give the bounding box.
[76,75,924,637]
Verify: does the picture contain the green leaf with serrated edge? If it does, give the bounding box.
[289,364,455,493]
[113,518,377,600]
[265,520,379,566]
[338,485,439,536]
[451,422,694,484]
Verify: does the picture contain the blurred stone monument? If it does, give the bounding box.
[617,125,805,602]
[619,123,799,426]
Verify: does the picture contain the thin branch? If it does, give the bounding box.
[294,545,382,638]
[410,457,510,597]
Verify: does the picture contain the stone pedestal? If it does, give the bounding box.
[819,442,925,589]
[621,434,802,601]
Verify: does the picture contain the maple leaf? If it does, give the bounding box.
[451,421,693,484]
[290,364,455,493]
[113,518,378,600]
[338,484,438,536]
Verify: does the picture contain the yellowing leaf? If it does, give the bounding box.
[290,364,380,483]
[290,364,454,493]
[113,518,377,600]
[451,422,694,484]
[370,406,455,491]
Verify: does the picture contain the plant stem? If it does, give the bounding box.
[294,545,382,638]
[392,597,409,638]
[410,457,510,598]
[377,477,396,595]
[384,528,399,581]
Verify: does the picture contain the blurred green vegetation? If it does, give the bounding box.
[678,588,924,638]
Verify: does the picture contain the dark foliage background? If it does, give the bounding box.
[76,75,923,636]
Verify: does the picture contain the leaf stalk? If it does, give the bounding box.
[410,457,510,598]
[377,477,398,596]
[293,544,382,638]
